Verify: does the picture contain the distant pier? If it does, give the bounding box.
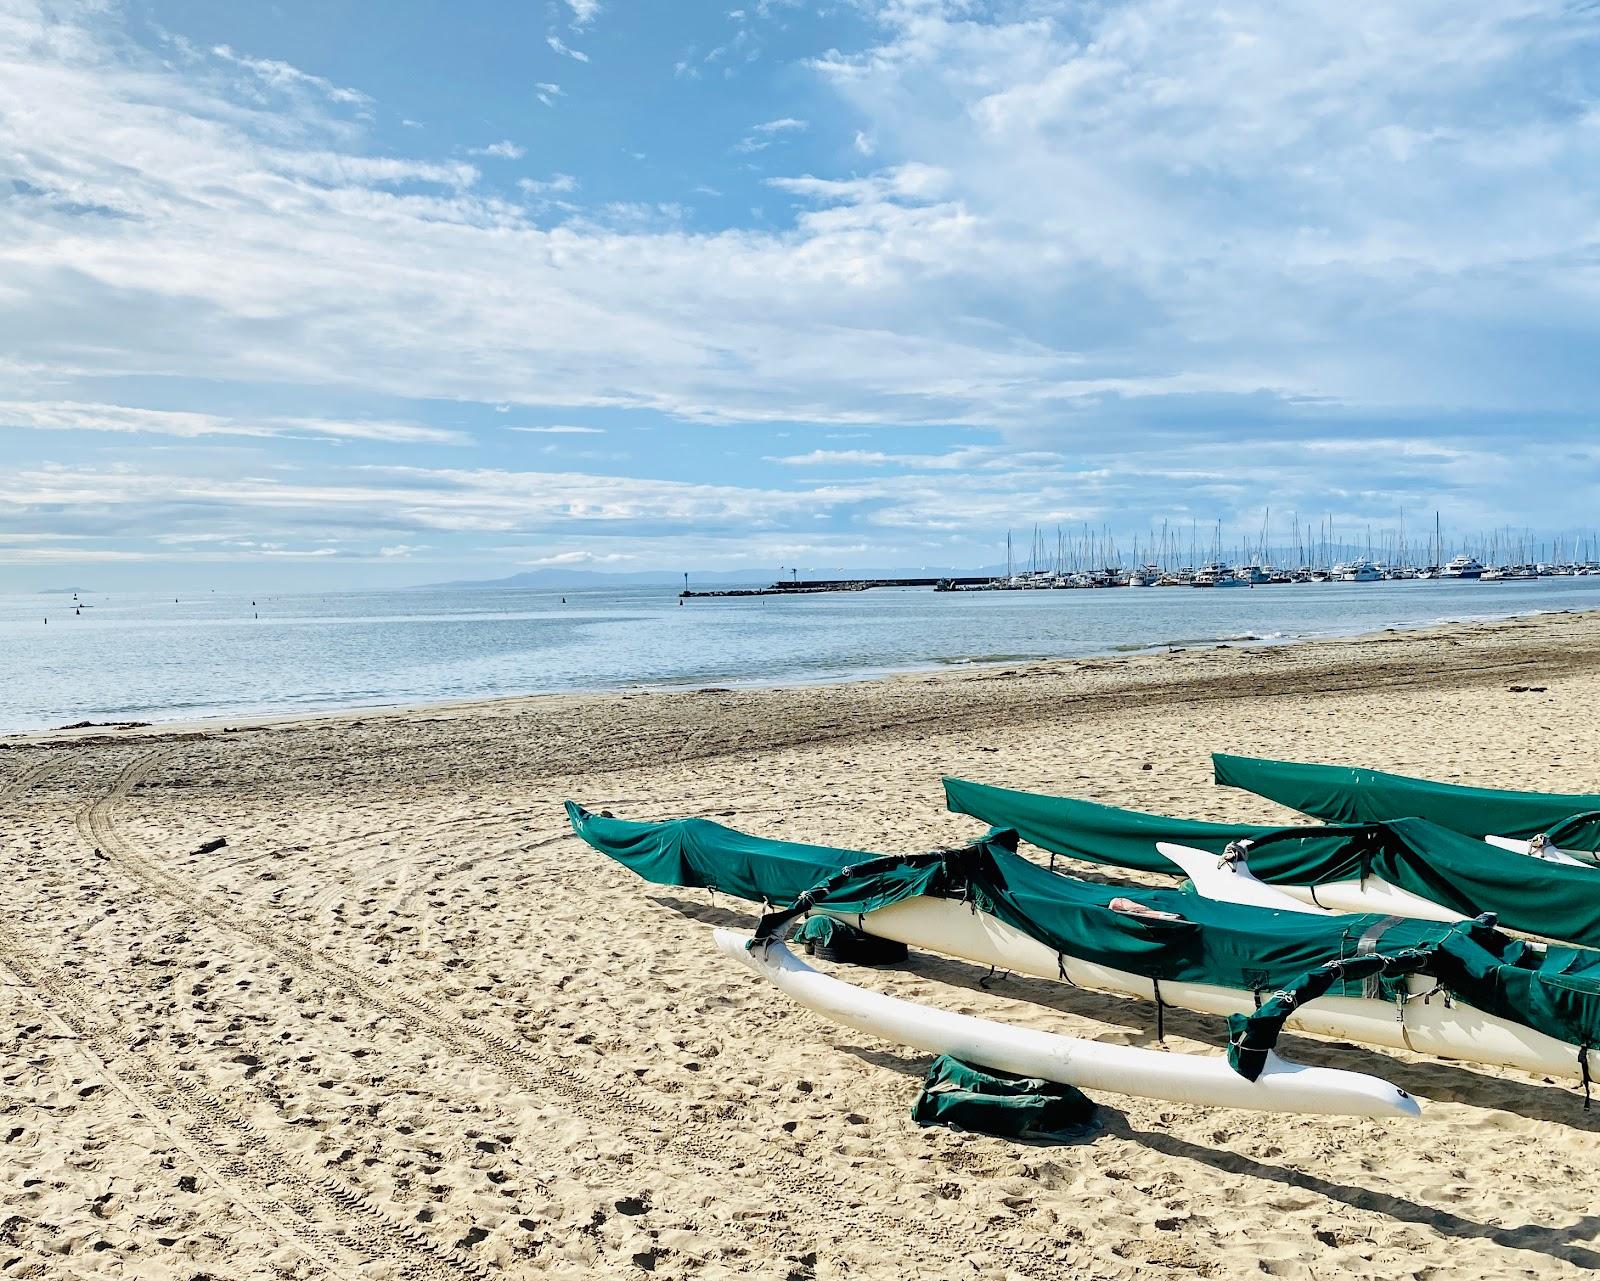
[680,576,992,598]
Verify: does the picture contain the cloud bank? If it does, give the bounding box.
[2,0,1598,578]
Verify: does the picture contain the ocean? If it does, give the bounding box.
[5,576,1600,733]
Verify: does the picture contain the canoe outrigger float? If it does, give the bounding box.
[943,777,1600,951]
[1211,752,1600,852]
[568,802,1600,1112]
[715,930,1417,1118]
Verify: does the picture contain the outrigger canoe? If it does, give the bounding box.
[942,777,1600,951]
[1212,752,1600,852]
[566,803,1600,1094]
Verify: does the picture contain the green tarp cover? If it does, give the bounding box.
[565,801,944,913]
[1212,752,1600,850]
[911,1055,1096,1139]
[941,777,1600,951]
[566,802,1600,1063]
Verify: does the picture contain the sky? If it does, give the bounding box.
[2,0,1600,590]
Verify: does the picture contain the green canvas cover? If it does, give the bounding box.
[1212,753,1600,850]
[911,1055,1097,1139]
[566,802,1600,1072]
[564,800,942,911]
[941,777,1600,951]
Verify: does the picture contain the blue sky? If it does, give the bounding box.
[3,0,1600,588]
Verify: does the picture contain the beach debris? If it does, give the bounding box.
[194,836,228,855]
[54,720,152,730]
[1507,685,1548,693]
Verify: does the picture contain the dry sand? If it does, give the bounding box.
[5,609,1600,1280]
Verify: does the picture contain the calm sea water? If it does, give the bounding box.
[4,577,1600,732]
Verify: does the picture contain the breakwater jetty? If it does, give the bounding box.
[680,576,992,598]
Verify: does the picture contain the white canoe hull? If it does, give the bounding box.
[715,930,1420,1118]
[1268,878,1465,924]
[1157,840,1331,915]
[826,896,1583,1081]
[1485,834,1590,867]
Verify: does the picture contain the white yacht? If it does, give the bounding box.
[1336,559,1383,583]
[1440,555,1486,580]
[1192,561,1248,587]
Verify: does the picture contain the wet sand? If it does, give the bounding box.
[5,609,1600,1279]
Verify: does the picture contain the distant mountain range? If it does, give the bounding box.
[424,566,980,590]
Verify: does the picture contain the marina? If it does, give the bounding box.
[928,517,1600,592]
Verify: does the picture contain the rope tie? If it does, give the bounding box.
[1056,952,1078,988]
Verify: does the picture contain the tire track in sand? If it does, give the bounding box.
[0,920,490,1281]
[0,754,66,803]
[79,747,1079,1281]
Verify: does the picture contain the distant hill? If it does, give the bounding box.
[423,568,764,590]
[424,566,983,590]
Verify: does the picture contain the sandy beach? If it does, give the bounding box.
[7,609,1600,1280]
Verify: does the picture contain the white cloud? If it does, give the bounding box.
[210,43,371,108]
[273,152,479,188]
[4,0,1600,573]
[535,82,564,106]
[547,35,590,62]
[0,462,874,539]
[469,139,525,159]
[852,130,875,156]
[517,172,578,195]
[509,425,605,434]
[770,448,893,466]
[565,0,601,28]
[754,116,807,134]
[0,402,469,445]
[766,162,951,204]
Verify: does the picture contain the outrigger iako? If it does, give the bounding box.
[567,802,1600,1115]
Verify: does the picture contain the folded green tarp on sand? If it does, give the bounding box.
[912,1055,1097,1140]
[941,776,1600,951]
[1211,752,1600,849]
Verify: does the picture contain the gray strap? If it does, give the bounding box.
[1356,915,1405,999]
